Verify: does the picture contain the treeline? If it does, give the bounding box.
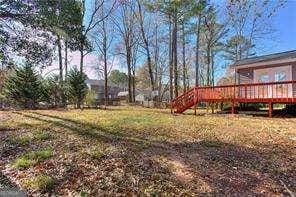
[0,0,285,108]
[2,64,87,109]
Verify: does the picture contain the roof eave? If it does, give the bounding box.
[234,57,296,69]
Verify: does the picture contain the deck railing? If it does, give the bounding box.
[171,80,296,115]
[197,80,296,102]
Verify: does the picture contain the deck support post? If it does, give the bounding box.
[268,102,273,118]
[231,101,235,114]
[194,88,197,116]
[194,104,197,115]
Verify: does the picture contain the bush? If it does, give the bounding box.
[66,67,88,109]
[85,90,97,108]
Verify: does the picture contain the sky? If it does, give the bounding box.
[265,0,296,54]
[44,0,296,80]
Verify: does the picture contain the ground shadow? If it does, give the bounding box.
[7,111,296,195]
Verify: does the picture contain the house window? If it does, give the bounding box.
[258,74,269,83]
[275,71,286,82]
[274,71,287,97]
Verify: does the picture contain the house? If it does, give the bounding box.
[117,91,129,100]
[171,50,296,117]
[117,89,159,102]
[235,50,296,85]
[85,79,124,101]
[235,50,296,98]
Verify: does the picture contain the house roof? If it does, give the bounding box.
[233,50,296,67]
[118,91,129,97]
[86,79,118,87]
[117,89,157,98]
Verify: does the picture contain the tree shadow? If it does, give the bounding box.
[10,111,296,195]
[165,141,291,195]
[14,111,153,149]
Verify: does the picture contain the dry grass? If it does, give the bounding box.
[0,106,295,196]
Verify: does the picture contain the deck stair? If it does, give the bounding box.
[171,88,198,113]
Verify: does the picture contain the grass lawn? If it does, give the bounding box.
[0,106,295,196]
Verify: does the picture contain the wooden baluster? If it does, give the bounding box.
[244,85,247,100]
[282,83,284,98]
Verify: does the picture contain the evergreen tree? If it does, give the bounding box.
[223,35,255,62]
[4,64,41,109]
[66,67,88,109]
[109,70,128,87]
[40,76,61,108]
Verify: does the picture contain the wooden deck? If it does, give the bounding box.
[171,80,296,117]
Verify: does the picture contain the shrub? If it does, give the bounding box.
[85,90,97,108]
[22,175,54,192]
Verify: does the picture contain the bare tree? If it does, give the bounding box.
[181,20,187,93]
[136,0,155,91]
[93,1,115,109]
[202,6,228,86]
[79,0,115,73]
[226,0,285,61]
[113,1,138,103]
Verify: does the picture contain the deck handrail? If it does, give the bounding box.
[172,81,296,102]
[171,87,196,102]
[197,80,296,89]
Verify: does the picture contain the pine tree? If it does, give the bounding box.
[40,76,62,108]
[66,67,88,109]
[4,64,41,109]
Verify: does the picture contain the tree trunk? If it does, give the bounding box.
[211,50,215,86]
[104,52,108,108]
[182,21,186,93]
[154,22,160,102]
[103,18,108,109]
[65,40,68,76]
[77,100,81,109]
[132,72,135,102]
[57,35,65,107]
[195,16,201,87]
[206,44,211,86]
[169,16,173,101]
[80,38,84,73]
[127,48,133,103]
[172,12,178,98]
